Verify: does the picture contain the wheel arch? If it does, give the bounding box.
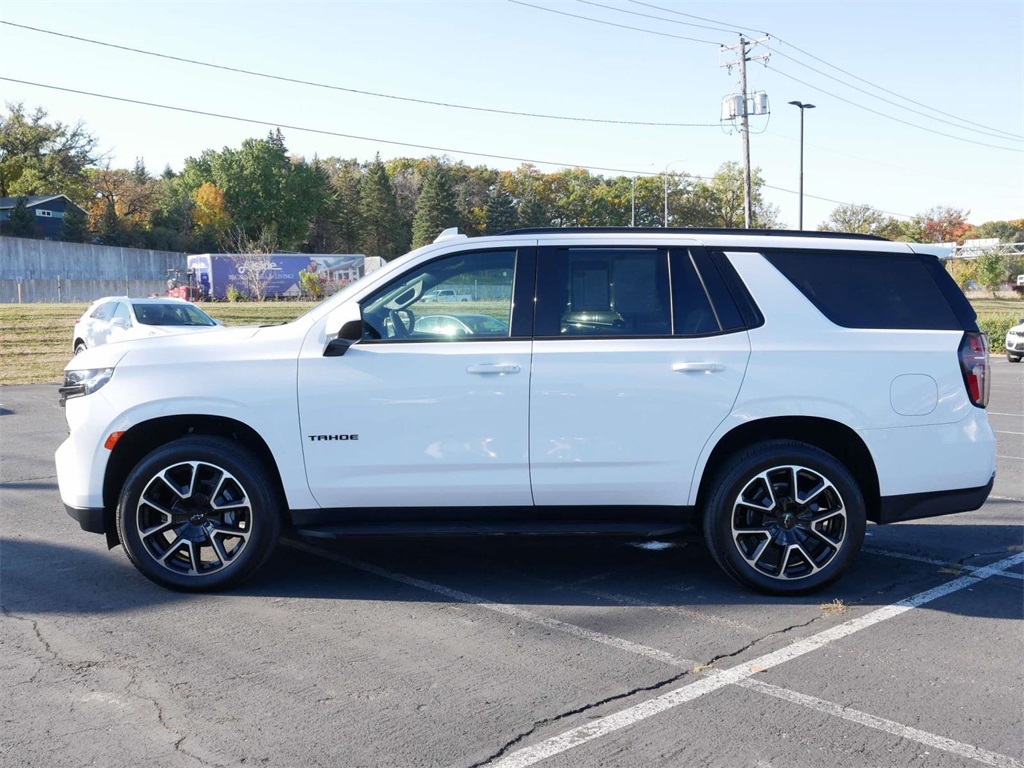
[694,416,881,523]
[102,415,287,547]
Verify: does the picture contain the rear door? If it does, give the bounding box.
[529,243,750,507]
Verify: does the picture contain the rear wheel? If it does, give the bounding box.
[703,440,866,595]
[116,436,281,591]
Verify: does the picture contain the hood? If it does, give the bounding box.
[66,326,263,372]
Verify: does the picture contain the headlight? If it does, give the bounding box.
[59,368,114,406]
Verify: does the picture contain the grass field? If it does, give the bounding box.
[1,297,1022,386]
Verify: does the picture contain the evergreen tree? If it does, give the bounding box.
[330,159,364,253]
[412,163,459,248]
[61,203,89,242]
[485,183,519,234]
[358,154,403,260]
[517,191,549,229]
[6,197,38,237]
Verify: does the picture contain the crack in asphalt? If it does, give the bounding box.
[466,668,692,768]
[701,614,823,668]
[4,607,219,766]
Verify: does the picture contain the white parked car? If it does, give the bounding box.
[56,228,996,595]
[1005,318,1024,363]
[72,297,222,354]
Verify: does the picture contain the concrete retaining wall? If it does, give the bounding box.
[1,237,186,303]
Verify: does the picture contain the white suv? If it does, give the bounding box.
[55,228,997,595]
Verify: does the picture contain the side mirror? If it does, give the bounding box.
[323,319,364,357]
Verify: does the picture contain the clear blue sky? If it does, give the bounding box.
[1,0,1021,230]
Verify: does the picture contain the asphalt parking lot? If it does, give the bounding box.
[1,360,1021,768]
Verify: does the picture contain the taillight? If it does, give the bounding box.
[958,332,990,408]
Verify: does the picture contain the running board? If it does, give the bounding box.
[291,521,692,539]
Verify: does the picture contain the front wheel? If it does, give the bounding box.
[703,440,866,595]
[116,436,281,591]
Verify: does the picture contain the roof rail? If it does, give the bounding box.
[498,227,890,242]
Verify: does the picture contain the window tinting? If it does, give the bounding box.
[536,249,671,337]
[360,250,516,341]
[764,250,963,330]
[669,251,720,336]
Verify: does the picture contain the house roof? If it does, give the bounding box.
[0,194,86,212]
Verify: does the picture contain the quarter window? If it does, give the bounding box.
[90,302,116,321]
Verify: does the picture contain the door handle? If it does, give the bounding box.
[467,364,521,375]
[672,362,725,373]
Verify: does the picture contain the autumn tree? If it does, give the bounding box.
[412,161,459,248]
[193,182,232,241]
[911,206,972,243]
[88,161,160,247]
[0,103,101,203]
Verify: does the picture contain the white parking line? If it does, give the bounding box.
[987,412,1023,418]
[287,539,1024,767]
[997,454,1023,461]
[863,546,1024,582]
[995,430,1024,436]
[738,679,1023,768]
[491,553,1024,768]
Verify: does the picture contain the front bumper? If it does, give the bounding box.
[64,503,106,534]
[1006,336,1024,353]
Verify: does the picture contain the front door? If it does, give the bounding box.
[298,247,536,509]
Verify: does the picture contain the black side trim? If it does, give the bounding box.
[289,505,697,529]
[876,476,993,524]
[64,503,106,535]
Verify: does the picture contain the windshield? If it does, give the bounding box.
[134,304,216,327]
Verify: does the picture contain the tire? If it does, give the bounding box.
[1007,352,1021,363]
[74,342,87,355]
[702,440,866,596]
[116,436,282,592]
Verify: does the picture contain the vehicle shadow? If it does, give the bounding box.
[3,523,1020,620]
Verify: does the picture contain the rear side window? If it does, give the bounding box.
[90,302,115,321]
[764,250,965,330]
[536,248,671,337]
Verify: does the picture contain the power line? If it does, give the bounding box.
[0,20,718,129]
[578,0,737,35]
[0,76,916,218]
[626,0,1024,142]
[0,76,704,177]
[506,0,722,45]
[768,67,1023,153]
[518,1,1021,151]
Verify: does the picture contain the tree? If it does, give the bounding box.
[224,226,280,301]
[5,197,38,237]
[87,165,160,247]
[193,181,233,243]
[485,182,519,234]
[684,162,778,229]
[965,219,1024,244]
[976,251,1007,297]
[819,203,906,239]
[412,162,459,248]
[61,203,89,242]
[0,103,101,203]
[945,258,978,291]
[912,206,972,243]
[358,155,404,260]
[327,158,363,253]
[181,130,327,251]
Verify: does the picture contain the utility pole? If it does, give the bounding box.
[721,35,770,229]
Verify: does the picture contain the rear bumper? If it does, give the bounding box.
[876,475,994,524]
[65,503,106,534]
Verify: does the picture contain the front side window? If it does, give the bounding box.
[536,248,671,337]
[360,250,517,341]
[90,302,116,321]
[112,302,133,328]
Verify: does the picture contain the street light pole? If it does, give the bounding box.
[631,176,637,227]
[788,100,815,230]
